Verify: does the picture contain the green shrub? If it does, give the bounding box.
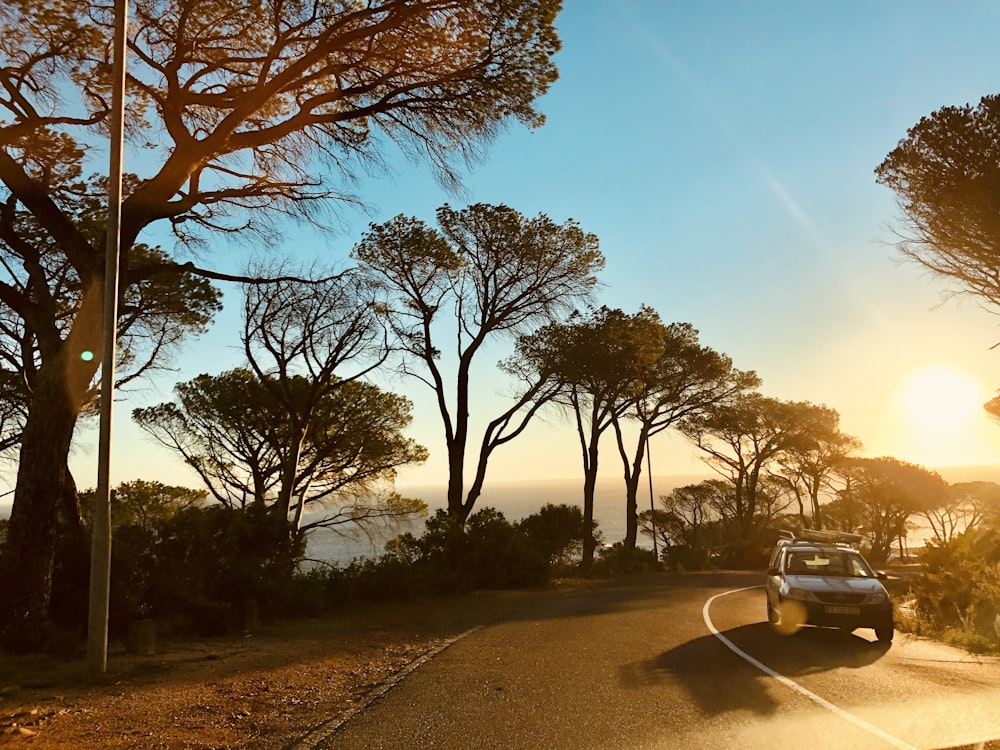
[516,503,587,566]
[594,543,661,575]
[904,528,1000,652]
[661,544,713,571]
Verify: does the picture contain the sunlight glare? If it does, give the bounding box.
[902,366,982,432]
[891,365,993,467]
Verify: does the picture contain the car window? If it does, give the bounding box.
[785,550,873,577]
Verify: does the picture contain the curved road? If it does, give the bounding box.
[294,572,1000,750]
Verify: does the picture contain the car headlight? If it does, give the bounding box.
[863,591,889,605]
[784,586,817,602]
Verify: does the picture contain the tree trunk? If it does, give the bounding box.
[623,470,640,549]
[0,364,85,650]
[613,418,647,550]
[0,281,101,650]
[580,440,600,570]
[446,442,468,523]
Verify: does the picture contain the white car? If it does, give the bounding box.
[765,530,894,642]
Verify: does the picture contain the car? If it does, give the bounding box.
[765,529,894,643]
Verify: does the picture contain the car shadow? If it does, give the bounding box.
[618,622,890,717]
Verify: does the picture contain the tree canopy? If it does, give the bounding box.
[354,202,603,522]
[513,305,664,566]
[832,457,949,563]
[876,94,1000,308]
[611,320,758,548]
[134,369,428,536]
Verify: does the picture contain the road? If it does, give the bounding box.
[294,572,1000,750]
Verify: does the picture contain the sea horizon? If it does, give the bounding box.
[2,466,999,566]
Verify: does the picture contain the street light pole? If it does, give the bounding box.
[87,0,128,676]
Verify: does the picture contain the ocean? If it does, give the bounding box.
[3,466,995,566]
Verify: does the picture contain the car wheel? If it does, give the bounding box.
[875,624,894,643]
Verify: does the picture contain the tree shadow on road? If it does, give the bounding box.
[619,623,890,717]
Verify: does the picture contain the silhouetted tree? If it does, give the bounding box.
[876,94,1000,308]
[513,306,663,567]
[355,203,602,523]
[834,457,949,563]
[134,371,427,539]
[611,320,758,548]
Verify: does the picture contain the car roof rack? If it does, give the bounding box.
[778,529,864,547]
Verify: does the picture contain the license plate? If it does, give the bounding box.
[824,605,860,615]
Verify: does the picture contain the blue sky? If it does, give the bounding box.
[41,1,1000,500]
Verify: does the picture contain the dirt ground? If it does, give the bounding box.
[0,588,556,750]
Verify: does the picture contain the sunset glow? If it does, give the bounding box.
[902,366,983,432]
[894,365,993,467]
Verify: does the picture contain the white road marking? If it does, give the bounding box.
[703,586,918,750]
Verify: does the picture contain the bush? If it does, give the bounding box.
[108,504,305,637]
[593,543,661,575]
[661,544,712,571]
[516,503,587,566]
[904,528,1000,652]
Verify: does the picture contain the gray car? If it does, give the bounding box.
[765,530,894,643]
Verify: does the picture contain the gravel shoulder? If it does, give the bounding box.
[0,586,574,749]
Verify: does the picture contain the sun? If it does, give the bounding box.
[901,366,983,432]
[892,365,993,467]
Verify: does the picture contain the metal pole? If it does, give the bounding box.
[87,0,128,676]
[646,437,657,560]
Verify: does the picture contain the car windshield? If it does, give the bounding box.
[785,550,873,578]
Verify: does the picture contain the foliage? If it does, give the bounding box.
[383,508,550,593]
[593,542,661,575]
[294,504,600,609]
[905,528,1000,652]
[611,321,758,549]
[679,395,838,544]
[772,406,861,529]
[832,457,949,563]
[920,481,998,544]
[133,370,428,533]
[639,480,732,569]
[241,268,390,521]
[876,95,1000,309]
[512,305,665,567]
[0,0,563,648]
[80,479,207,532]
[355,203,603,523]
[515,503,589,567]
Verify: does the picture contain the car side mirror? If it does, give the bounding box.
[766,566,780,576]
[876,571,888,581]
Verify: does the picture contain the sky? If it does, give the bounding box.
[20,0,1000,503]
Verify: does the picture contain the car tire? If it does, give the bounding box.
[875,624,894,643]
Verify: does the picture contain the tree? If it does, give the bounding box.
[0,0,562,646]
[610,321,758,548]
[133,370,428,539]
[875,95,1000,308]
[354,203,603,523]
[772,406,861,529]
[242,268,389,526]
[639,480,730,564]
[80,480,207,534]
[921,481,999,545]
[835,457,949,564]
[679,395,835,551]
[513,306,664,567]
[516,503,589,566]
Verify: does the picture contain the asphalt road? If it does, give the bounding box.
[295,572,1000,750]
